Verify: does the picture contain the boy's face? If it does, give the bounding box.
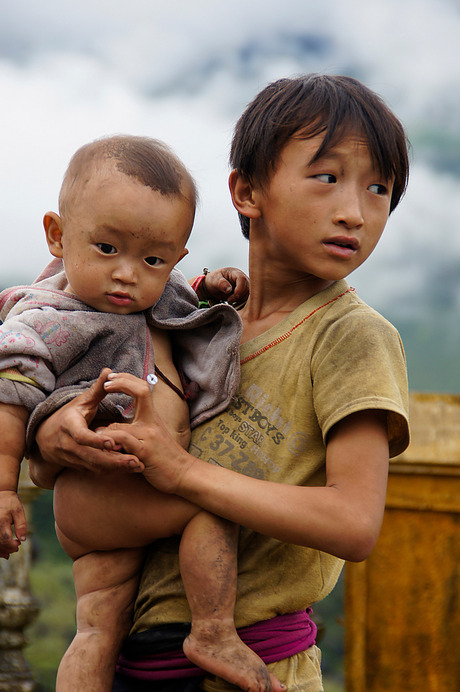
[250,132,394,284]
[46,164,193,314]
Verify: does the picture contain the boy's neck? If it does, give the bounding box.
[240,250,335,342]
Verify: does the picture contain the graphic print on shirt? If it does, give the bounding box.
[190,382,310,481]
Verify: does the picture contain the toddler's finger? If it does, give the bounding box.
[12,506,27,543]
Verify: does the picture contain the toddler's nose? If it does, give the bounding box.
[112,262,136,284]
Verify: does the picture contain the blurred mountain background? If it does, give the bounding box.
[1,1,459,689]
[1,0,459,394]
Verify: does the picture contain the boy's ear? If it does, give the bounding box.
[228,170,262,220]
[43,212,64,258]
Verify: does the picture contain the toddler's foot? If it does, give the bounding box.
[183,619,285,692]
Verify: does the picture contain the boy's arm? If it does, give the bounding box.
[0,403,28,557]
[103,374,390,561]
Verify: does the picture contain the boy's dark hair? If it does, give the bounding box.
[60,135,197,218]
[230,74,410,238]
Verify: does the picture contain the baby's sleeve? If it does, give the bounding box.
[0,314,56,410]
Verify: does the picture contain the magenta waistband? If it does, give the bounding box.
[116,609,317,681]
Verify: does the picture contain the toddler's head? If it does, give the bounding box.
[44,135,197,313]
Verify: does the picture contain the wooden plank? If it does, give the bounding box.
[345,393,460,690]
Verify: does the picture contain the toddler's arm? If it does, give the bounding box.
[0,403,28,558]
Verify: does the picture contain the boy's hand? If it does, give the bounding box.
[200,267,249,306]
[0,490,26,559]
[32,368,143,476]
[102,372,192,495]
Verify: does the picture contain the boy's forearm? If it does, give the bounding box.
[103,377,389,561]
[106,397,389,559]
[178,458,380,561]
[176,411,389,561]
[177,456,340,548]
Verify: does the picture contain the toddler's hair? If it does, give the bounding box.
[59,135,197,219]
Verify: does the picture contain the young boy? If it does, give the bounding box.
[0,135,282,692]
[45,74,410,692]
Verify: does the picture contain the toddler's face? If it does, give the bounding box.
[56,166,192,314]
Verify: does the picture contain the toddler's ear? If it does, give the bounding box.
[228,170,261,220]
[43,212,64,258]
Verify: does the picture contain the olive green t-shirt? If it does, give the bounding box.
[132,279,409,633]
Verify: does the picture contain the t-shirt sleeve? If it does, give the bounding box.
[311,306,410,457]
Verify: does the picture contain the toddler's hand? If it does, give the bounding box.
[0,490,27,559]
[201,267,249,306]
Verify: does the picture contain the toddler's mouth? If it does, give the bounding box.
[107,293,134,307]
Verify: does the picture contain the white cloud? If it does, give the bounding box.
[0,0,459,320]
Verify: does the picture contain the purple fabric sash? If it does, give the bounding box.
[116,609,317,680]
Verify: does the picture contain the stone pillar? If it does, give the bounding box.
[0,465,40,692]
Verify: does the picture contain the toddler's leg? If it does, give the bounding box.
[55,531,143,692]
[53,470,200,691]
[180,513,284,692]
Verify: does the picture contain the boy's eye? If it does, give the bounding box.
[145,256,163,267]
[97,243,117,254]
[368,183,388,195]
[314,173,336,184]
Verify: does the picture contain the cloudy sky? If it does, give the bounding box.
[1,0,460,322]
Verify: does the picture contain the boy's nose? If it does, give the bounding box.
[333,189,364,229]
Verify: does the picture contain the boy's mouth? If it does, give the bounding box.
[326,236,359,250]
[323,236,359,257]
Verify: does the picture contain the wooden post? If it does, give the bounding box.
[0,466,40,692]
[345,392,460,691]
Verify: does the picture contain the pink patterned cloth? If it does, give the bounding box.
[116,610,317,680]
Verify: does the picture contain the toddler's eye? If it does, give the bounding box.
[368,183,388,195]
[314,174,336,184]
[145,256,163,267]
[97,243,117,254]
